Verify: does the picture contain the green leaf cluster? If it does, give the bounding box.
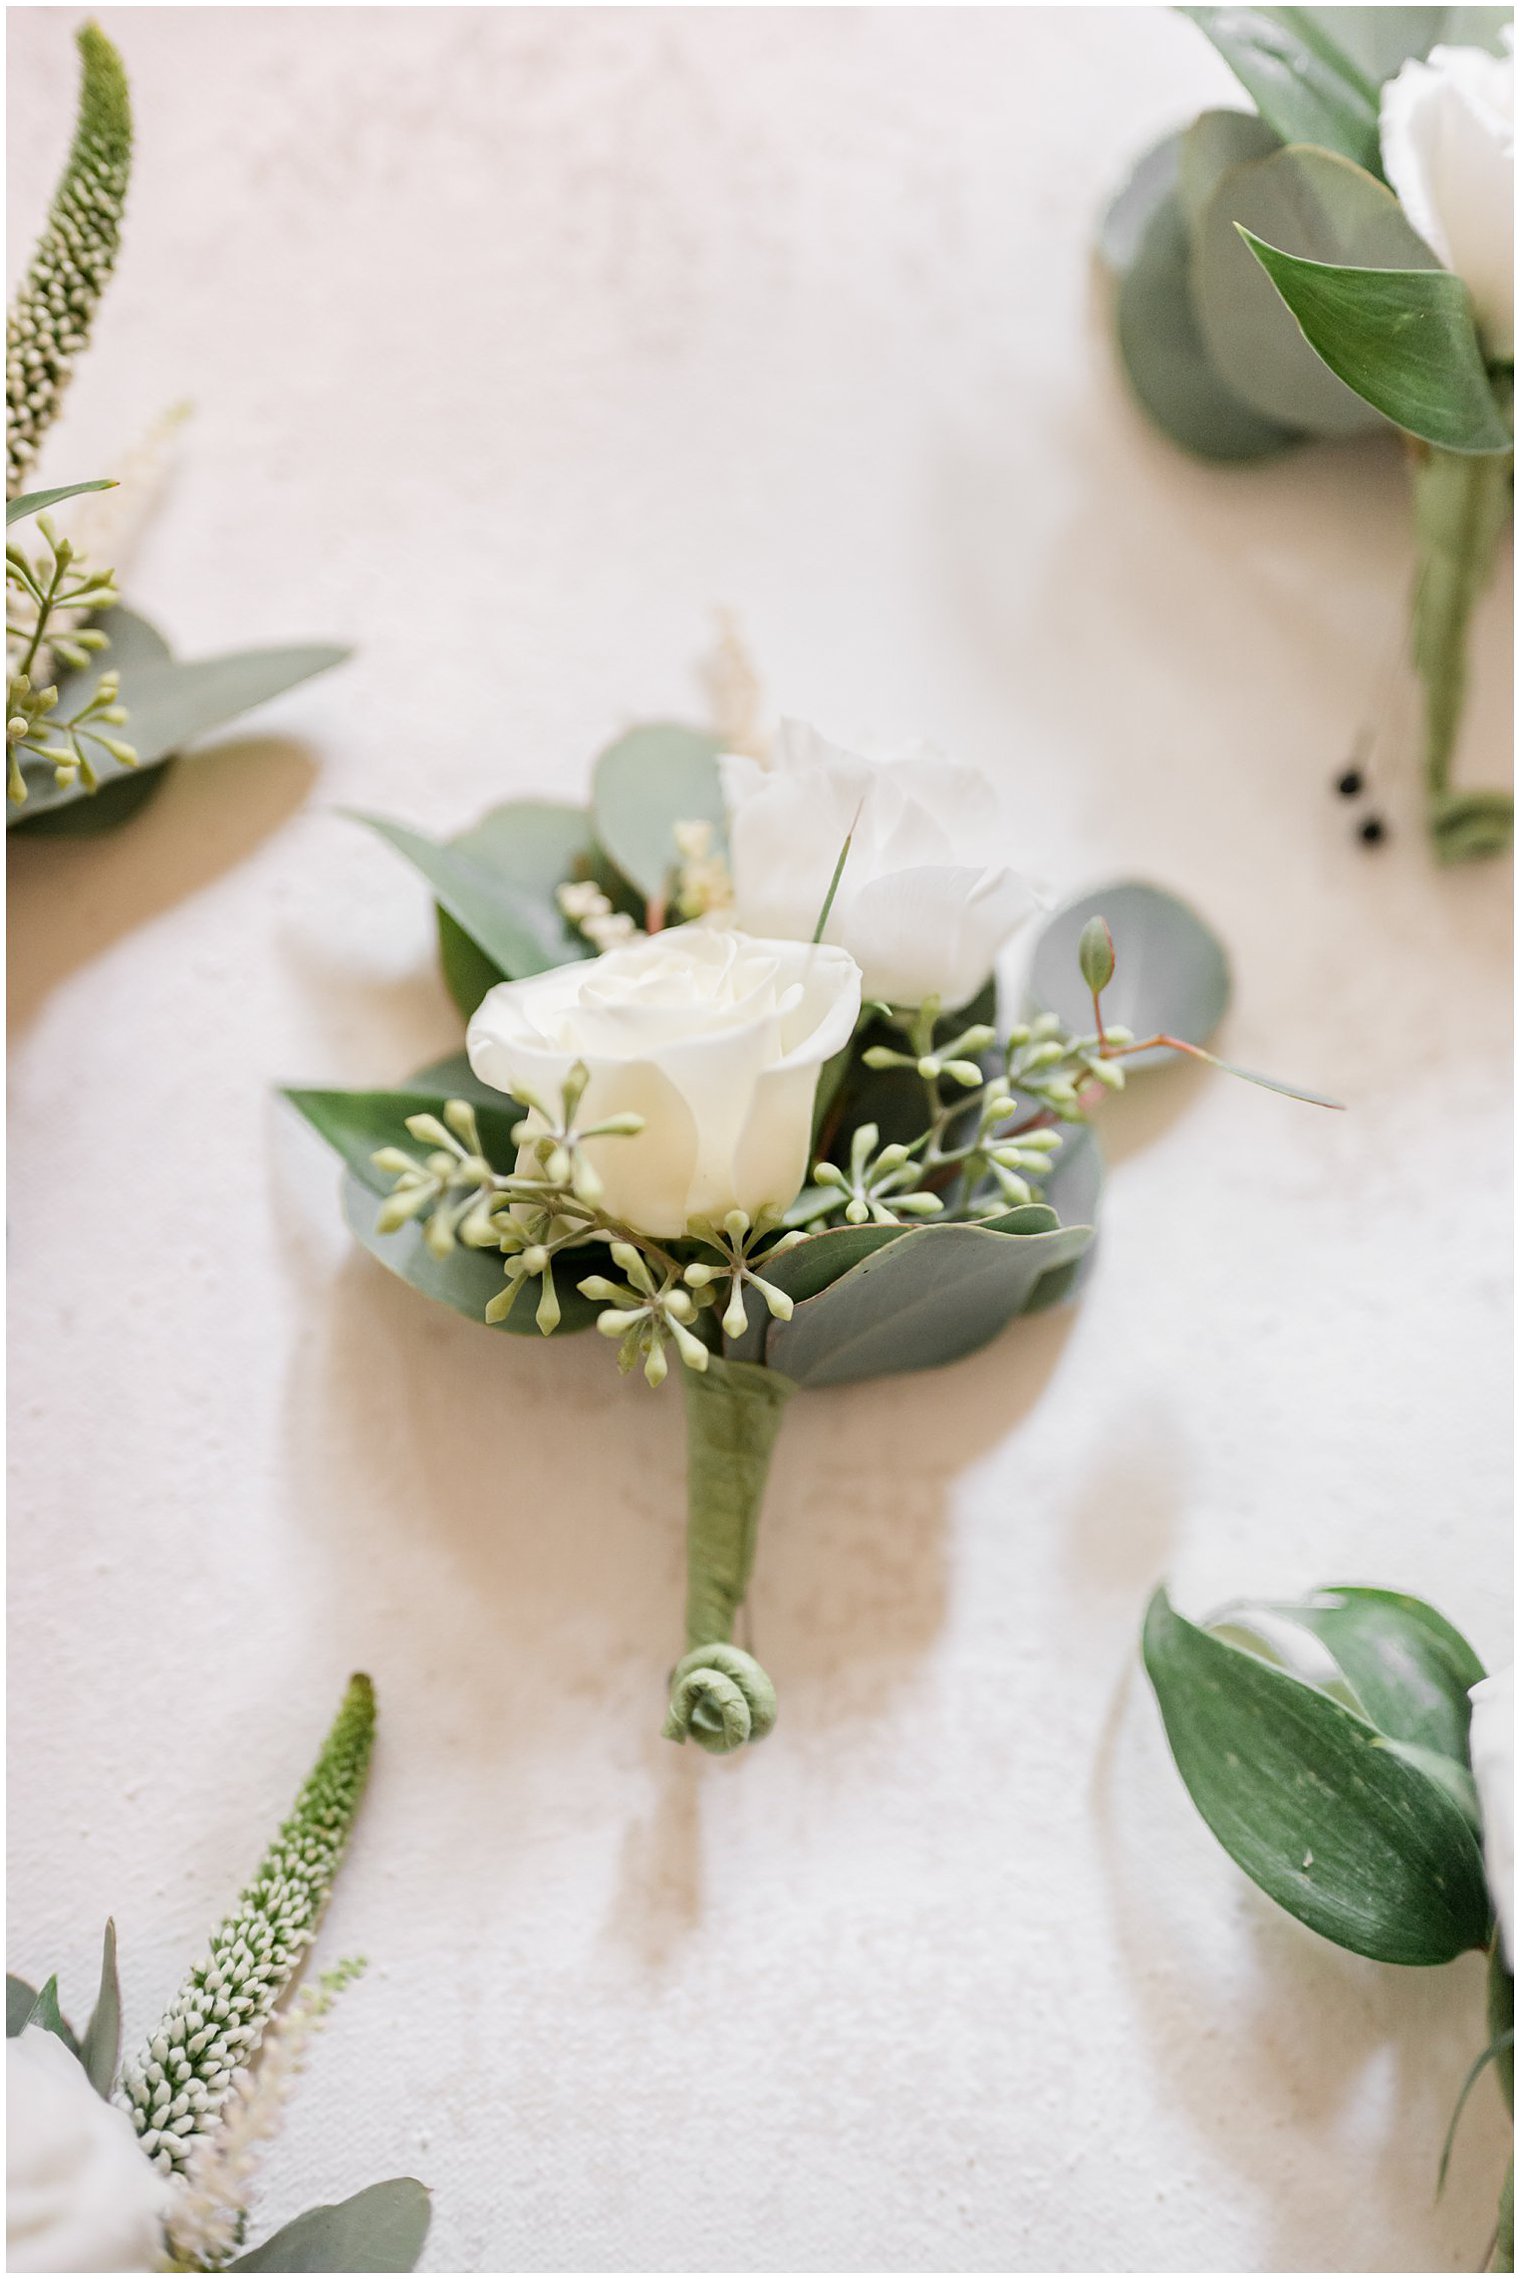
[1143,1584,1494,1963]
[1103,10,1513,460]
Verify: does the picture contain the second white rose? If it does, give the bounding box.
[1381,37,1514,361]
[720,719,1038,1011]
[466,926,862,1239]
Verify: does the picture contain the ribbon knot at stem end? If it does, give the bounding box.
[663,1643,778,1754]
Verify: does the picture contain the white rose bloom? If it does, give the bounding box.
[720,720,1038,1012]
[1469,1665,1514,1962]
[467,926,861,1238]
[7,2030,168,2273]
[1381,38,1514,360]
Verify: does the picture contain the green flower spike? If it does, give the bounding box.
[7,24,133,496]
[662,1358,795,1755]
[119,1674,376,2175]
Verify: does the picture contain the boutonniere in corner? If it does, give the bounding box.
[7,22,347,846]
[7,1676,431,2274]
[1101,7,1514,863]
[1145,1583,1512,2267]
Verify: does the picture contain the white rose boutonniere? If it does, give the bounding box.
[467,926,862,1240]
[7,2030,167,2273]
[296,669,1333,1751]
[720,720,1039,1012]
[1382,38,1515,361]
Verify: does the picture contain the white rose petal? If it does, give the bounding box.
[720,719,1038,1011]
[1382,39,1514,360]
[8,2030,168,2273]
[1469,1665,1514,1962]
[466,926,861,1239]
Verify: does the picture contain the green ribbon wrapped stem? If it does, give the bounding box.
[662,1357,796,1755]
[1410,436,1513,864]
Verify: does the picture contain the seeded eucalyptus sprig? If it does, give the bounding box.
[6,509,133,802]
[369,914,1337,1389]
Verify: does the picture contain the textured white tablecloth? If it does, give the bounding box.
[8,9,1513,2272]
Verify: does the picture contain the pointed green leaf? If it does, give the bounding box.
[352,813,571,984]
[591,722,725,902]
[434,799,599,1013]
[1143,1587,1493,1963]
[230,2179,432,2272]
[1195,145,1438,436]
[24,1976,80,2056]
[1241,232,1512,452]
[79,1921,121,2098]
[6,477,114,526]
[7,1976,39,2037]
[1183,8,1382,168]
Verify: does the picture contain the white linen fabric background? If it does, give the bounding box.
[7,8,1513,2271]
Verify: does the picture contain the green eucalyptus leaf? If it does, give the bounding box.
[590,722,725,902]
[7,1976,39,2036]
[1242,231,1514,452]
[1104,129,1302,462]
[434,799,598,1014]
[765,1214,1094,1389]
[1101,128,1188,271]
[1028,881,1231,1070]
[1176,107,1284,232]
[10,616,348,826]
[351,813,573,984]
[78,1921,120,2098]
[24,1977,80,2056]
[6,477,114,526]
[1026,1125,1105,1310]
[1195,145,1437,435]
[1183,7,1383,169]
[1275,1586,1487,1764]
[14,761,173,837]
[230,2179,432,2272]
[1143,1587,1493,1964]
